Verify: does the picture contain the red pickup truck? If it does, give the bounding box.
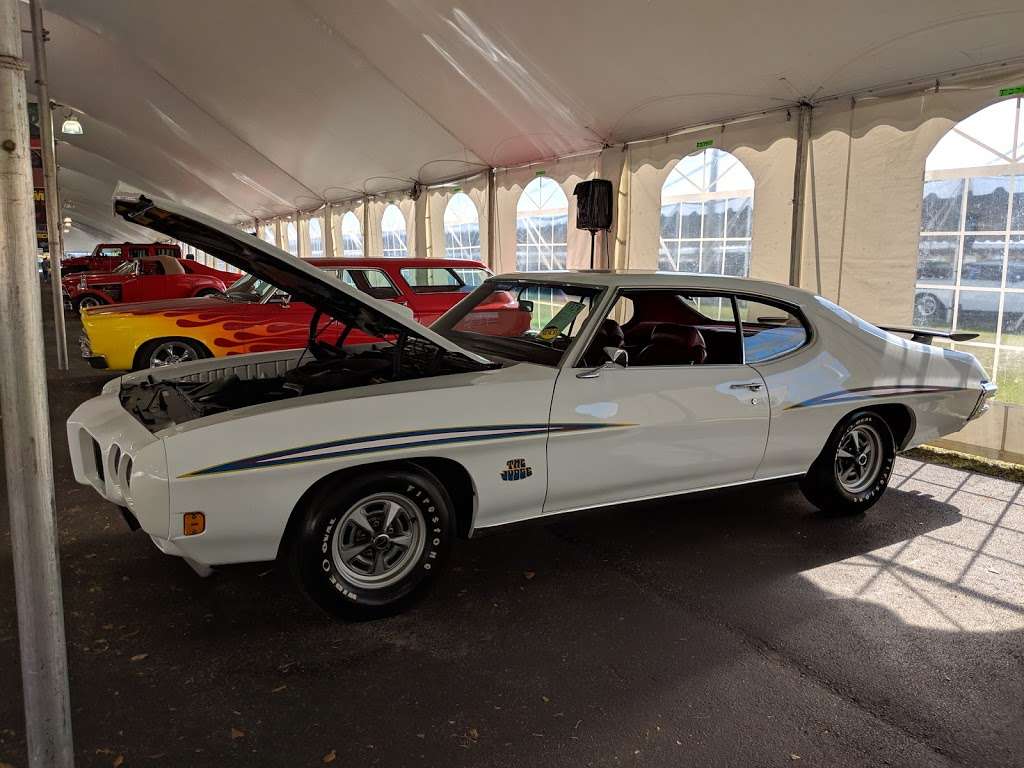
[60,242,182,275]
[63,253,240,311]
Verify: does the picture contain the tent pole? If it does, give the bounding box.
[0,0,75,764]
[322,204,334,258]
[788,102,812,287]
[29,0,68,369]
[486,168,496,271]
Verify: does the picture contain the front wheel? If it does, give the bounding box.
[75,294,105,312]
[288,467,453,620]
[799,411,895,516]
[139,338,205,369]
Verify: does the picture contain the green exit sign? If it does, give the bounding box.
[999,86,1024,97]
[696,139,714,150]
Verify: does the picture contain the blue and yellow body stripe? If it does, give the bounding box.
[179,422,633,478]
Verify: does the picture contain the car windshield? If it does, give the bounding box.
[226,273,275,301]
[433,279,605,366]
[111,261,137,275]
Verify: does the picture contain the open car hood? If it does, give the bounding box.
[114,194,488,364]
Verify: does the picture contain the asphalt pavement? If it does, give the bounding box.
[0,288,1021,767]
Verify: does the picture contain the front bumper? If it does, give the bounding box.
[66,386,169,538]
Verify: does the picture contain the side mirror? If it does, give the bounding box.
[605,346,628,367]
[518,299,535,313]
[577,347,628,379]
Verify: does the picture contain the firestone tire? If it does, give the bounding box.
[288,467,453,621]
[799,411,895,516]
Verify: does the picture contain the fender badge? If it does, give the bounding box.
[501,458,533,482]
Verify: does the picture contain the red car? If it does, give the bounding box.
[63,253,241,312]
[78,258,495,370]
[60,242,182,275]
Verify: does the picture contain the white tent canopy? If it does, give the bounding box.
[19,0,1024,241]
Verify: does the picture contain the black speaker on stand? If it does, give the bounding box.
[573,179,613,269]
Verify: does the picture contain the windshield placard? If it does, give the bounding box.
[538,301,586,341]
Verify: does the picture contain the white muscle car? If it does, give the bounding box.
[67,195,997,619]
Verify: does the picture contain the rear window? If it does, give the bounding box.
[400,267,481,293]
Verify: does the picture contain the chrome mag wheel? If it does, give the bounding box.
[835,423,884,494]
[149,341,199,367]
[77,295,102,310]
[331,493,425,589]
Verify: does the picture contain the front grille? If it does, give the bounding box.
[91,437,105,483]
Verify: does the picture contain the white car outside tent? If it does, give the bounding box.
[67,195,997,619]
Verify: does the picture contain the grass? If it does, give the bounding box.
[906,444,1024,484]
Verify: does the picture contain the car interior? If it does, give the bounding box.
[580,290,806,368]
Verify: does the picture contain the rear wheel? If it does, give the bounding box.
[288,467,453,620]
[75,294,105,312]
[140,338,205,369]
[800,411,895,516]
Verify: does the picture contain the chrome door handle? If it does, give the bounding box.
[730,382,763,391]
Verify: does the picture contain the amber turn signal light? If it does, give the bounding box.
[183,512,206,536]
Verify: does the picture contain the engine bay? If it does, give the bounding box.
[120,337,494,431]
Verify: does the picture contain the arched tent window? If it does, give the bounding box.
[308,217,324,258]
[285,221,298,256]
[659,148,754,276]
[444,193,481,260]
[913,97,1024,403]
[516,176,568,271]
[381,204,409,257]
[341,211,363,257]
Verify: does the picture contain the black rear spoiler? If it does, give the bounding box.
[878,326,979,345]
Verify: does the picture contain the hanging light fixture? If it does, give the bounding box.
[60,111,83,135]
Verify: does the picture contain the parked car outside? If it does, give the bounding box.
[67,195,997,620]
[77,256,493,370]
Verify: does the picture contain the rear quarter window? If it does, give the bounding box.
[736,298,809,362]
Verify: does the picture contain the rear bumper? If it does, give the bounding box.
[968,381,998,422]
[78,334,108,369]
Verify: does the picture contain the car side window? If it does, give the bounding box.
[581,290,743,368]
[735,298,808,363]
[141,260,164,276]
[99,247,122,258]
[129,247,148,258]
[341,269,401,300]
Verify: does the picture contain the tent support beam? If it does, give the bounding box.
[788,102,812,287]
[0,0,75,764]
[29,0,68,369]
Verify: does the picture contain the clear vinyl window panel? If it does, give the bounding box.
[658,148,754,277]
[308,217,325,258]
[381,204,408,258]
[444,192,481,260]
[913,97,1024,403]
[340,211,363,257]
[516,177,568,271]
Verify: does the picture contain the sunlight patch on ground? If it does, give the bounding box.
[802,457,1024,632]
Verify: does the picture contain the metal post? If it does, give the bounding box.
[28,0,68,369]
[361,196,370,257]
[486,169,497,271]
[0,0,75,764]
[322,204,335,258]
[788,102,812,287]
